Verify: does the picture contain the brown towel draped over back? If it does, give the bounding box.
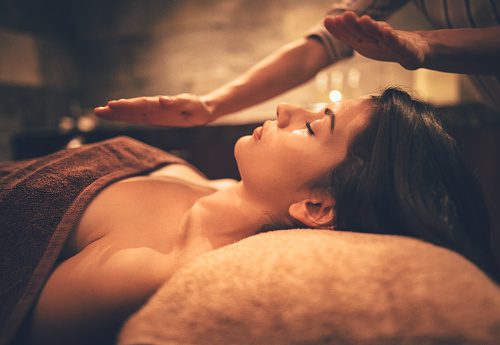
[0,136,186,345]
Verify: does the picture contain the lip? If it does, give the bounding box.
[253,126,263,141]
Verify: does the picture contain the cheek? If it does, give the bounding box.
[288,143,342,183]
[235,134,333,182]
[234,136,292,187]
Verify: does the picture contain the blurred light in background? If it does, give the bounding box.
[347,68,361,89]
[58,117,75,132]
[329,90,342,102]
[66,136,83,149]
[413,69,460,105]
[330,70,343,90]
[77,114,98,132]
[315,71,329,92]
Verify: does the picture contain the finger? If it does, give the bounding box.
[108,96,147,104]
[95,108,136,122]
[107,98,148,111]
[108,96,153,106]
[109,98,162,119]
[324,15,356,44]
[94,101,147,123]
[94,106,113,117]
[358,15,385,41]
[107,100,133,110]
[342,11,376,43]
[139,110,158,126]
[158,96,173,107]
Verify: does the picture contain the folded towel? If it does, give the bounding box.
[0,136,184,345]
[119,230,500,345]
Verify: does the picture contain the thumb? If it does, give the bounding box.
[159,96,174,107]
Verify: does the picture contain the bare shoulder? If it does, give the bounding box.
[149,163,208,184]
[149,163,238,191]
[30,239,175,345]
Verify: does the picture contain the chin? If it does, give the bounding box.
[234,135,259,184]
[234,135,252,163]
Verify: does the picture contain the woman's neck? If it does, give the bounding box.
[184,182,276,249]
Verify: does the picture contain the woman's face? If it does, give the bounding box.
[234,97,375,207]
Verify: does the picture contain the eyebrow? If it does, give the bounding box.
[325,107,335,133]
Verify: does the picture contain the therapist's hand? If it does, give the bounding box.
[324,11,429,70]
[94,93,216,127]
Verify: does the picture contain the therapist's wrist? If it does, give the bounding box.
[199,95,221,122]
[416,30,437,71]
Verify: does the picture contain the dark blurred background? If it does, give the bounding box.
[0,0,492,160]
[0,0,499,258]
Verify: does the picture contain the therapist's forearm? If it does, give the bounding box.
[421,26,500,75]
[201,38,331,118]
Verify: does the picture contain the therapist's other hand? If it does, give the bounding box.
[324,11,429,70]
[94,93,215,127]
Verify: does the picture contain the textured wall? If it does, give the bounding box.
[74,0,338,111]
[0,0,479,160]
[0,0,78,161]
[73,0,478,125]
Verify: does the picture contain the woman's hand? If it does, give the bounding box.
[324,11,429,70]
[94,93,216,127]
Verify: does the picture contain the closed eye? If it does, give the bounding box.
[305,121,315,135]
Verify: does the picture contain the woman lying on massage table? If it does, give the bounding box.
[27,88,499,344]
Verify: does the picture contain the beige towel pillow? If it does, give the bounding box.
[119,230,500,345]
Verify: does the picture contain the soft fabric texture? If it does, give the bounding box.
[0,136,185,345]
[119,230,500,345]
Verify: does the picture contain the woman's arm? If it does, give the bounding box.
[325,11,500,75]
[94,38,330,126]
[30,243,174,345]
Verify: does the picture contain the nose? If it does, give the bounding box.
[276,102,321,130]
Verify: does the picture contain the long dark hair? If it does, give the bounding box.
[330,87,499,282]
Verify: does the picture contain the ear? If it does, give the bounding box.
[288,193,335,229]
